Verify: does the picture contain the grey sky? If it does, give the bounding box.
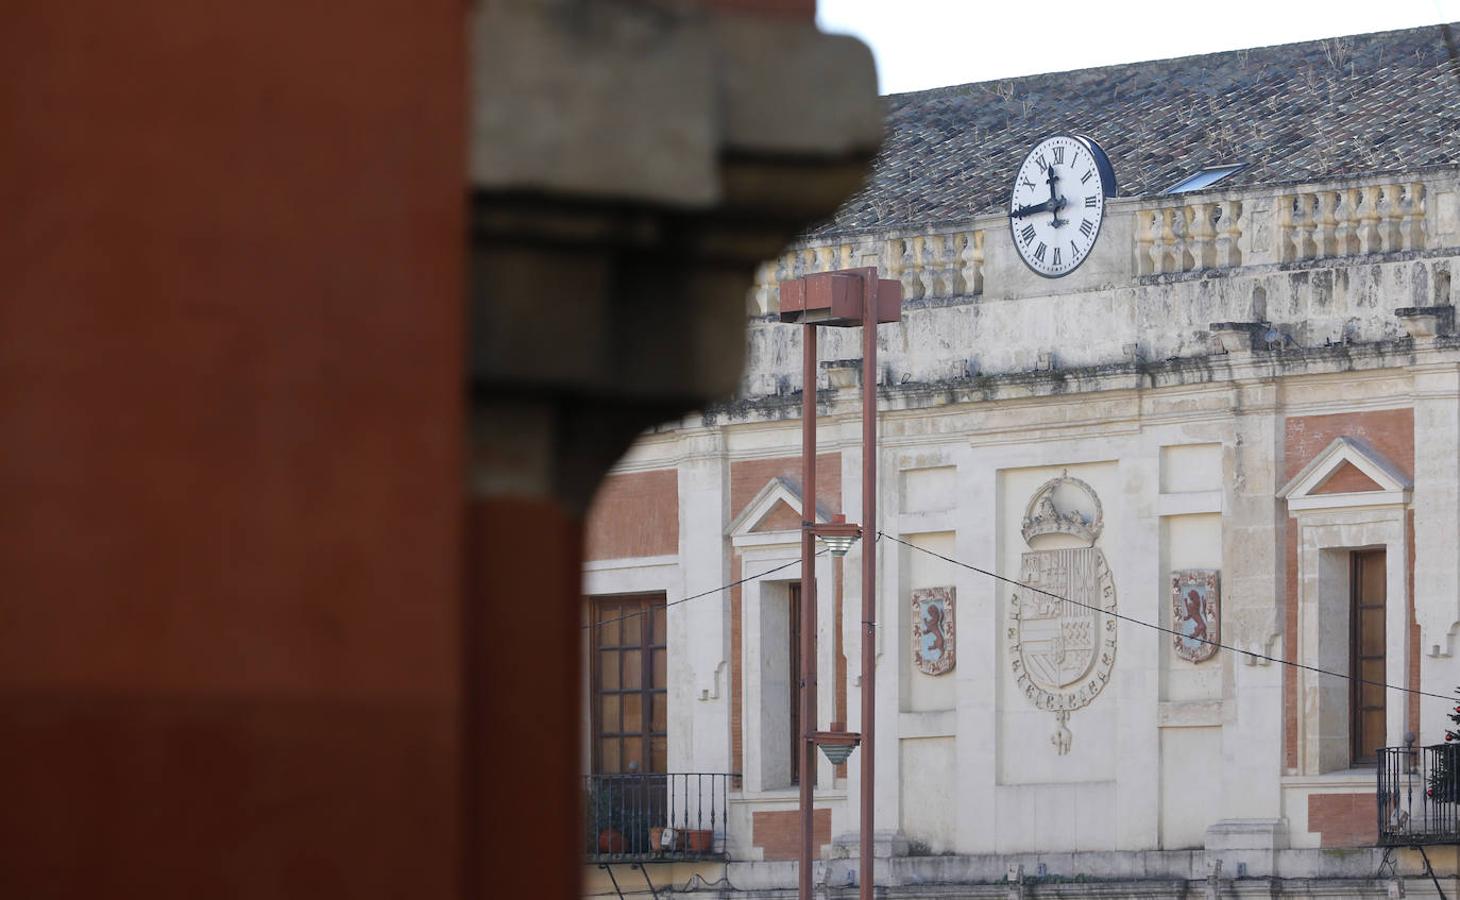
[818,0,1460,95]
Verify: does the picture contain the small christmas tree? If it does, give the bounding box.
[1426,691,1460,803]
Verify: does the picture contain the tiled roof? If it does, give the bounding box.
[815,23,1460,236]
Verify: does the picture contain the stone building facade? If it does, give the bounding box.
[583,23,1460,894]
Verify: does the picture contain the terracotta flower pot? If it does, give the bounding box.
[648,826,668,853]
[685,829,713,853]
[597,827,626,854]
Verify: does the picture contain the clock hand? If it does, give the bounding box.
[1045,165,1068,228]
[1011,197,1056,218]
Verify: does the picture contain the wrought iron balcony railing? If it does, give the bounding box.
[584,771,735,862]
[1378,744,1460,846]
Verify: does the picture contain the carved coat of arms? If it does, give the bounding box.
[912,587,955,676]
[1171,569,1220,663]
[1006,473,1117,755]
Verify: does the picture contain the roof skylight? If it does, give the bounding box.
[1164,164,1246,195]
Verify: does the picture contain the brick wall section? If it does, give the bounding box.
[1308,793,1378,846]
[1284,409,1414,482]
[1311,460,1384,494]
[1283,409,1414,772]
[753,808,831,860]
[585,469,679,560]
[731,454,842,522]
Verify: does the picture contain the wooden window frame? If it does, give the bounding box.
[1350,549,1386,766]
[590,592,668,774]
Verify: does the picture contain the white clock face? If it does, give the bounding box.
[1009,134,1114,278]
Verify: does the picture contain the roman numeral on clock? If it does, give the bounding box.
[1052,247,1062,266]
[1020,224,1036,244]
[1033,242,1047,262]
[1071,241,1081,260]
[1079,219,1095,238]
[1053,146,1065,164]
[1085,195,1099,208]
[1081,169,1095,185]
[1034,154,1048,171]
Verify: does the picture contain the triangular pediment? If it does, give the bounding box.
[1279,436,1410,511]
[1309,460,1385,494]
[752,500,804,533]
[727,476,828,537]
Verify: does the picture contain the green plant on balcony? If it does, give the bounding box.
[1427,692,1460,803]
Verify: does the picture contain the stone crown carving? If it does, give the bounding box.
[1020,472,1103,546]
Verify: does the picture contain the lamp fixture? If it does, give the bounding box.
[812,728,861,766]
[810,515,862,558]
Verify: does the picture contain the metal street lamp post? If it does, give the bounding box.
[777,267,901,900]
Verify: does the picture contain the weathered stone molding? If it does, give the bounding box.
[748,168,1460,320]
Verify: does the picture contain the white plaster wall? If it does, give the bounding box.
[1159,726,1222,849]
[901,466,956,514]
[1159,443,1221,494]
[1414,366,1460,742]
[899,737,957,852]
[677,432,731,773]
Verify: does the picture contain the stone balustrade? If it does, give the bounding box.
[1135,199,1245,276]
[748,227,985,314]
[1276,182,1426,263]
[748,171,1456,314]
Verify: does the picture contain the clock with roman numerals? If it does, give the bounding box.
[1008,134,1117,278]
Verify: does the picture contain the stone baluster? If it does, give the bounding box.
[942,232,963,296]
[1218,199,1243,268]
[1171,206,1192,273]
[898,238,923,301]
[956,230,984,295]
[909,236,934,299]
[1316,190,1340,258]
[1155,207,1180,274]
[918,234,942,299]
[885,238,906,293]
[1189,201,1217,270]
[1301,193,1321,261]
[1382,184,1405,252]
[1277,194,1297,263]
[815,245,835,273]
[752,260,777,314]
[949,233,969,294]
[836,243,855,270]
[1358,184,1384,255]
[1406,181,1427,251]
[970,230,985,294]
[1335,187,1360,256]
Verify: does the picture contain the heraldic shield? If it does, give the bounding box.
[1006,474,1117,755]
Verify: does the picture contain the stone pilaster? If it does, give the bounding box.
[1221,380,1285,814]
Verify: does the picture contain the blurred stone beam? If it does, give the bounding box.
[466,2,881,898]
